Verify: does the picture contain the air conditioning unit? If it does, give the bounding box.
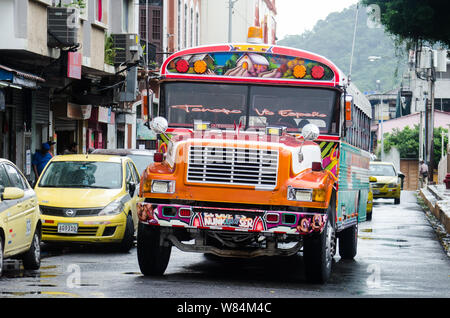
[48,7,80,48]
[111,34,141,65]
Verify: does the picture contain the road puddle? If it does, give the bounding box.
[0,291,80,297]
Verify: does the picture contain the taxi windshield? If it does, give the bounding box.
[162,82,339,134]
[369,164,396,176]
[38,161,123,189]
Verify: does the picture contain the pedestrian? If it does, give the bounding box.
[63,142,78,155]
[419,160,428,188]
[47,140,56,157]
[32,142,53,179]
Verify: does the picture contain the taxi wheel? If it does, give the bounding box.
[118,214,134,252]
[137,223,171,276]
[22,231,41,270]
[0,236,3,277]
[394,197,400,205]
[366,209,373,221]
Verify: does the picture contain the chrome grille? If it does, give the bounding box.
[40,206,102,217]
[187,146,278,187]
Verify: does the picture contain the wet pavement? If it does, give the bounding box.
[0,191,449,298]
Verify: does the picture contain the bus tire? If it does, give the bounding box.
[137,223,171,276]
[303,196,335,284]
[339,222,358,260]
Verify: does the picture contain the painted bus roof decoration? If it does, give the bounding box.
[164,46,336,83]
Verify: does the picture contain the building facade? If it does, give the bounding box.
[0,0,140,183]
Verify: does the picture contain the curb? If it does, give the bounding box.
[419,187,450,234]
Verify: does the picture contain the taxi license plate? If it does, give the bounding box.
[57,223,78,234]
[372,189,380,194]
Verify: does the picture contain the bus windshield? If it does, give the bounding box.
[163,82,339,134]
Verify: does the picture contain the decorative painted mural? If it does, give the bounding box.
[167,51,335,81]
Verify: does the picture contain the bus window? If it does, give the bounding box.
[249,86,338,134]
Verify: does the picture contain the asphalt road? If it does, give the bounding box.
[1,191,449,300]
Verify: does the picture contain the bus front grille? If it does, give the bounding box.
[187,146,278,188]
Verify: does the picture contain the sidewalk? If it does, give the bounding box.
[419,184,450,234]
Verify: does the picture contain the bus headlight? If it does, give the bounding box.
[288,187,312,202]
[288,187,326,202]
[151,180,176,194]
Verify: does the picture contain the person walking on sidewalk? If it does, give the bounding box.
[419,160,428,188]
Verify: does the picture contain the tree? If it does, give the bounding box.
[383,125,448,164]
[277,5,405,93]
[361,0,450,48]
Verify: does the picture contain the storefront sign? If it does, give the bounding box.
[68,51,82,80]
[67,103,92,119]
[97,106,115,124]
[136,118,156,140]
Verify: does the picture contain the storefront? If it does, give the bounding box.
[88,106,115,151]
[52,101,92,154]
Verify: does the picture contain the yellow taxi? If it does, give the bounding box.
[0,159,41,276]
[369,161,404,205]
[366,176,377,221]
[34,154,142,251]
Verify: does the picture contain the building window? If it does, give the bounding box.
[184,4,188,48]
[152,9,161,40]
[140,9,147,40]
[177,0,181,49]
[123,0,129,32]
[96,0,103,22]
[196,12,199,46]
[190,8,193,47]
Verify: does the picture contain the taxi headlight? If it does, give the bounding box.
[387,183,397,188]
[151,180,175,194]
[99,199,124,216]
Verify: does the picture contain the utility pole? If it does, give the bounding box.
[228,0,238,43]
[427,49,436,183]
[376,79,384,161]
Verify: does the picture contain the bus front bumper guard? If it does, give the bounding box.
[137,202,328,235]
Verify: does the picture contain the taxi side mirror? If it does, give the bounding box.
[2,187,25,200]
[127,182,136,197]
[398,172,405,190]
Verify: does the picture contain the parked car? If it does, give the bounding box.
[34,154,142,252]
[0,159,41,276]
[369,161,405,205]
[91,149,155,176]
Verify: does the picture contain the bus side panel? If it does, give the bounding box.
[337,142,371,230]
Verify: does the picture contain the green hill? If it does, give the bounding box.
[277,4,406,93]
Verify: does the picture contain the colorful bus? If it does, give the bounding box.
[137,28,372,283]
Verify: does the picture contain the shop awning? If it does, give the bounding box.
[0,64,45,89]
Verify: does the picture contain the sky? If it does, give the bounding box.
[276,0,359,40]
